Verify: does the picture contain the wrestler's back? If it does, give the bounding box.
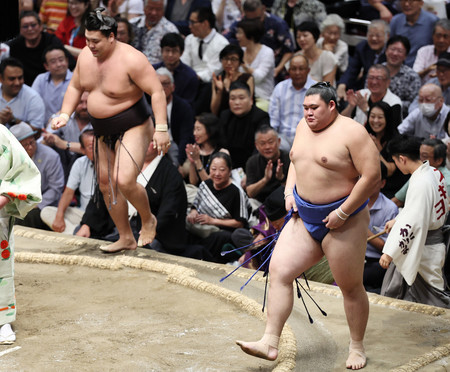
[290,115,363,204]
[77,43,147,119]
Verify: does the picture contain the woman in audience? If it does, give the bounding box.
[236,19,274,111]
[55,0,91,57]
[185,113,226,186]
[316,14,348,77]
[187,152,249,263]
[365,101,407,198]
[211,44,255,116]
[116,17,134,44]
[295,21,337,85]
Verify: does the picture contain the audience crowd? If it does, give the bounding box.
[2,0,450,307]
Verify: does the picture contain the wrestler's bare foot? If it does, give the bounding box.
[236,334,279,361]
[137,214,157,247]
[99,237,137,253]
[346,340,366,370]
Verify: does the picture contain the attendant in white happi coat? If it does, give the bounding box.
[380,135,450,308]
[0,125,41,344]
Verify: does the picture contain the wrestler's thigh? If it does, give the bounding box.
[116,120,152,182]
[269,216,324,282]
[322,208,369,289]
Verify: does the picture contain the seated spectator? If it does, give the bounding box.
[337,20,388,100]
[413,19,450,84]
[11,123,64,230]
[31,45,73,123]
[164,0,211,36]
[236,18,274,111]
[55,0,91,58]
[116,17,134,44]
[42,91,91,180]
[393,138,450,208]
[153,33,198,106]
[0,58,46,131]
[390,0,439,67]
[181,7,229,114]
[269,54,315,151]
[398,83,450,139]
[365,101,407,198]
[225,0,295,80]
[8,10,75,86]
[428,51,450,108]
[130,0,179,64]
[341,64,402,126]
[383,35,421,116]
[359,0,399,23]
[271,0,326,31]
[380,134,450,307]
[219,81,270,170]
[245,126,289,203]
[184,113,225,186]
[295,21,337,86]
[316,14,349,78]
[364,166,399,294]
[78,143,194,257]
[211,44,255,116]
[186,151,250,263]
[40,127,95,234]
[39,0,68,33]
[212,0,242,33]
[154,67,194,168]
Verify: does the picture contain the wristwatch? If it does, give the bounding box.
[66,141,71,150]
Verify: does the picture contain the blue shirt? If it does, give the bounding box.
[269,75,316,147]
[0,84,46,129]
[390,9,439,66]
[367,192,399,259]
[31,69,73,123]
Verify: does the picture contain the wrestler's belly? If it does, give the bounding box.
[296,178,356,205]
[86,90,145,119]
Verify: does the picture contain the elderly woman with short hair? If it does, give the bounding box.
[317,14,349,75]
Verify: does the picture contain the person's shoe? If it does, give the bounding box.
[0,324,16,345]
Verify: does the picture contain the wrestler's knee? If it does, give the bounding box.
[116,176,139,196]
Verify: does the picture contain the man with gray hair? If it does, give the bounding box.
[337,20,388,100]
[130,0,179,64]
[224,0,294,79]
[398,83,450,140]
[155,67,194,168]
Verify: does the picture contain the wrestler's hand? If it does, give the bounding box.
[153,130,170,155]
[285,194,296,212]
[51,114,69,130]
[379,253,392,269]
[323,210,346,230]
[384,219,396,233]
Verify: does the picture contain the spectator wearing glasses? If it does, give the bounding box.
[8,10,75,86]
[341,64,402,126]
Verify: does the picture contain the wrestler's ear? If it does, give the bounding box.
[328,99,336,111]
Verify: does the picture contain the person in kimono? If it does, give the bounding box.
[0,125,41,344]
[380,134,450,307]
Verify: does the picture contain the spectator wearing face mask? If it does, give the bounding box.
[398,83,449,140]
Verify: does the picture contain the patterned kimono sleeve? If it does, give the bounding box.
[0,126,42,219]
[382,170,435,285]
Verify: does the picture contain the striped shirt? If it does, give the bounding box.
[39,0,68,33]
